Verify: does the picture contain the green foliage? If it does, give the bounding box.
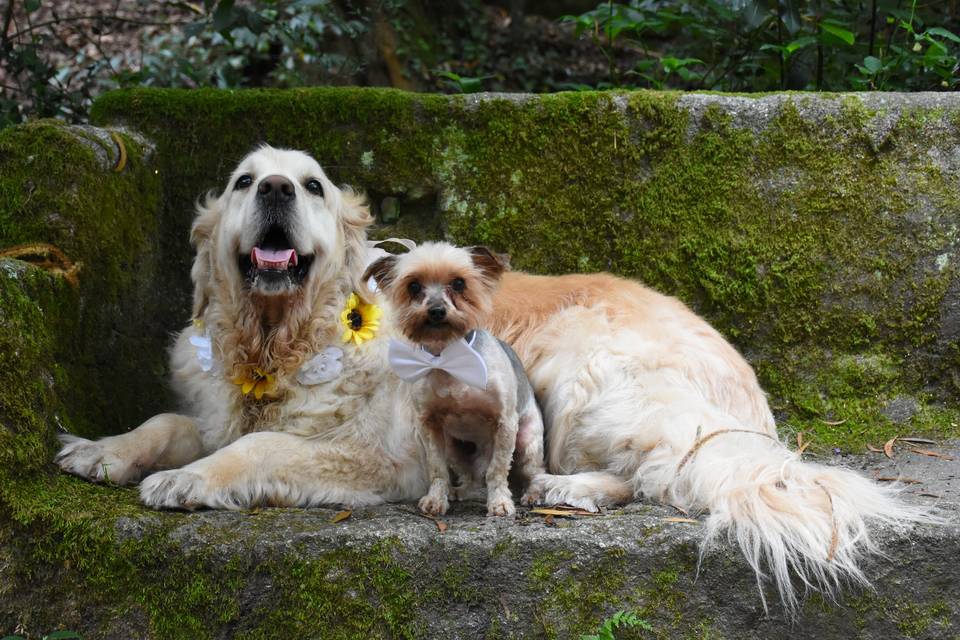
[581,611,653,640]
[435,70,489,93]
[564,0,960,91]
[0,0,367,128]
[128,0,366,89]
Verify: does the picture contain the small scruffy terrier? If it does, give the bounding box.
[364,242,545,517]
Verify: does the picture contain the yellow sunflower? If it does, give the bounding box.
[231,367,278,400]
[340,292,382,345]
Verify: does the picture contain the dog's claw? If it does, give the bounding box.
[486,495,516,517]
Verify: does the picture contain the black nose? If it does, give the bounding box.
[428,306,446,322]
[257,175,295,202]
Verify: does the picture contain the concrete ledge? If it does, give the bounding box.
[3,445,957,638]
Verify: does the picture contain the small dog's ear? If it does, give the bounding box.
[362,255,398,290]
[468,246,509,280]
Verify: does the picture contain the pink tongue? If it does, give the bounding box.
[251,247,297,269]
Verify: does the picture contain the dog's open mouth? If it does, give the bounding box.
[238,224,314,292]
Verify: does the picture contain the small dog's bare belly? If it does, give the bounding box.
[422,388,501,441]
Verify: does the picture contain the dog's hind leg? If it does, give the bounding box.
[55,413,203,485]
[139,431,420,510]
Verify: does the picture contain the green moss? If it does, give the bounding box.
[0,262,67,476]
[0,121,168,442]
[847,592,955,638]
[235,539,418,640]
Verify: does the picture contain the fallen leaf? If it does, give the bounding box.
[867,444,884,453]
[663,517,699,524]
[543,514,557,527]
[875,476,922,484]
[530,507,600,517]
[898,437,938,445]
[883,436,898,459]
[330,510,352,523]
[435,519,448,533]
[796,432,813,455]
[669,504,689,516]
[908,447,956,461]
[820,419,846,425]
[917,492,942,498]
[499,594,512,618]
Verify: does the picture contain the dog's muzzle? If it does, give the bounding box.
[238,181,314,293]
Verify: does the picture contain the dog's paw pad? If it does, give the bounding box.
[418,493,449,516]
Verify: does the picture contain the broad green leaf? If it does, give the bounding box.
[458,77,483,93]
[926,27,960,44]
[24,0,41,12]
[785,35,817,55]
[862,56,883,73]
[212,0,237,33]
[821,22,855,46]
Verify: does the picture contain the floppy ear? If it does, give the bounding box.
[189,192,221,320]
[362,255,398,291]
[337,185,374,232]
[468,246,509,282]
[333,185,375,293]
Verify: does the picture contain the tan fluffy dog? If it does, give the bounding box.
[55,147,925,612]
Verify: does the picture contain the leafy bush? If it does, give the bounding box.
[563,0,960,91]
[0,0,367,128]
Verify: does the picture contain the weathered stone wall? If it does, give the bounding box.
[89,88,960,451]
[1,90,959,638]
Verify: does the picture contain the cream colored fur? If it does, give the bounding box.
[489,271,930,612]
[54,148,930,613]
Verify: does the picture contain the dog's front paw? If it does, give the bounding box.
[527,473,600,512]
[418,492,449,516]
[486,491,515,517]
[54,434,141,485]
[140,469,207,510]
[520,481,545,507]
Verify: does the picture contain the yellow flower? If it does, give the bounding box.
[340,292,382,345]
[232,367,278,400]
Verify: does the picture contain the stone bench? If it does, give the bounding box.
[0,89,957,638]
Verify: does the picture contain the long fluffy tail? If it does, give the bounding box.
[645,426,930,612]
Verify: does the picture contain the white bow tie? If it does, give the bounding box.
[388,333,488,389]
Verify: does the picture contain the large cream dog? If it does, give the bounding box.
[55,146,923,611]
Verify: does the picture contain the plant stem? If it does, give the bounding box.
[1,0,15,51]
[776,3,785,89]
[607,0,615,87]
[869,0,877,56]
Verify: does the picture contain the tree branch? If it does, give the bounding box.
[7,13,191,42]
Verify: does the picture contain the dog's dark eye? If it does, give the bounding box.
[451,278,466,293]
[408,281,422,296]
[235,174,253,190]
[305,179,323,196]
